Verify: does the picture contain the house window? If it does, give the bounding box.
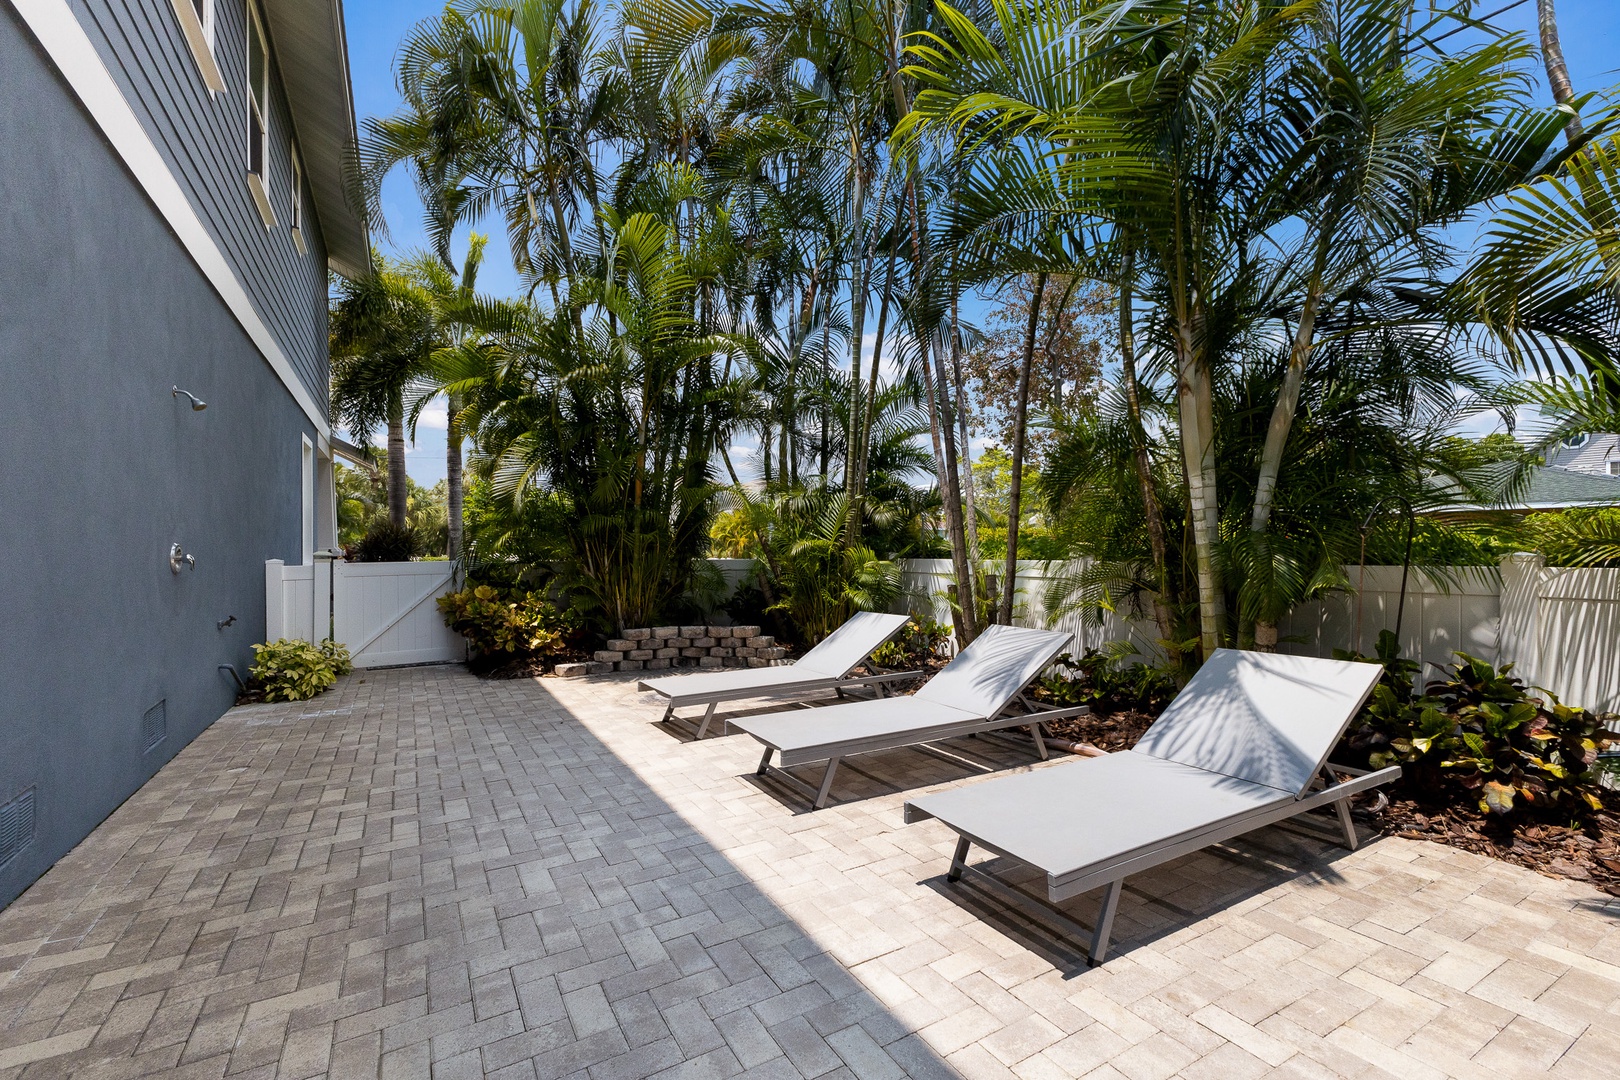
[246,1,276,227]
[290,146,307,254]
[170,0,225,93]
[1609,459,1620,476]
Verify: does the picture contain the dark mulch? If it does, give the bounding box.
[473,646,593,679]
[1041,705,1620,894]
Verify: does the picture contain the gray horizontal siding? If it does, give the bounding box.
[71,0,330,416]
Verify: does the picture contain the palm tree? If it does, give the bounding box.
[330,253,437,527]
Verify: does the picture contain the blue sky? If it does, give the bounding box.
[340,0,1620,485]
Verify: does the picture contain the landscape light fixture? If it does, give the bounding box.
[171,386,207,411]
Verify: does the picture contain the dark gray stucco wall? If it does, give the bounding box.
[0,9,314,910]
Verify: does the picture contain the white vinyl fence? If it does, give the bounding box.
[265,552,1619,708]
[266,560,464,669]
[892,554,1620,712]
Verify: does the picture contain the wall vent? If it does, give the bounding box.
[0,788,35,872]
[143,699,167,753]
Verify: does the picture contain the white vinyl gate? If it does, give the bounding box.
[265,559,464,668]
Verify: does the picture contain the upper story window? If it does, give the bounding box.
[171,0,225,93]
[290,146,308,253]
[245,1,276,227]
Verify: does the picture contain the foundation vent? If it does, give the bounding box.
[0,787,35,872]
[143,699,167,753]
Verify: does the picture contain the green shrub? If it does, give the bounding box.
[349,521,419,562]
[438,584,574,658]
[1339,632,1619,816]
[869,617,952,669]
[1034,645,1179,713]
[250,638,350,702]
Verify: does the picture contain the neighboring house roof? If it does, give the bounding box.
[1433,465,1620,515]
[266,0,368,278]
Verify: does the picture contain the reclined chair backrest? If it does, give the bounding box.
[793,611,912,676]
[1131,649,1382,797]
[914,624,1075,718]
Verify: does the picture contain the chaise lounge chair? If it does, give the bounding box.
[732,624,1091,809]
[638,611,917,739]
[904,649,1400,965]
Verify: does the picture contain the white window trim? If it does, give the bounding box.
[301,435,316,565]
[289,143,307,254]
[170,0,225,94]
[246,0,276,228]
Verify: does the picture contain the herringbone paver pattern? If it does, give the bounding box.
[2,667,1618,1079]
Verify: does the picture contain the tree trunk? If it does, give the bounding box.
[386,396,408,529]
[1118,247,1177,655]
[845,131,868,516]
[1538,0,1582,141]
[1000,272,1045,626]
[445,392,463,560]
[1175,323,1223,659]
[1251,271,1327,537]
[950,285,981,562]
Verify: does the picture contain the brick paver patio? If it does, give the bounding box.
[3,666,1619,1079]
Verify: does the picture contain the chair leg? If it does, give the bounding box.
[1334,796,1358,850]
[756,747,773,776]
[695,702,718,740]
[812,757,843,809]
[1088,880,1123,966]
[1027,722,1048,761]
[946,836,971,882]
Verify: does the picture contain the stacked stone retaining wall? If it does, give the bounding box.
[554,626,788,678]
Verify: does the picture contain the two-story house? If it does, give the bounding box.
[0,0,365,909]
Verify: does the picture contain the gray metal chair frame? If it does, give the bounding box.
[735,625,1090,809]
[904,649,1401,965]
[638,612,917,739]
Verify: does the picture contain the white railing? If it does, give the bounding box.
[265,560,464,669]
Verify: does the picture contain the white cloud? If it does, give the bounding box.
[417,402,449,430]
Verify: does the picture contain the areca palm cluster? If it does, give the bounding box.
[899,0,1611,657]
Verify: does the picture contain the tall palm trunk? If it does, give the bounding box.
[386,394,408,529]
[1538,0,1582,141]
[845,130,868,521]
[1000,272,1046,626]
[1118,247,1177,656]
[950,280,981,562]
[445,391,463,560]
[1175,320,1223,659]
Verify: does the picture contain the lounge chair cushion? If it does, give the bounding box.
[1131,650,1380,796]
[908,751,1288,882]
[639,664,842,700]
[734,696,982,755]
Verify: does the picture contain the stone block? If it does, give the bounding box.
[759,647,788,660]
[587,662,614,674]
[616,660,644,671]
[669,638,690,648]
[692,637,716,648]
[605,638,636,652]
[734,647,756,658]
[707,625,730,639]
[677,625,701,637]
[655,647,679,659]
[653,626,679,639]
[645,657,671,670]
[626,628,653,641]
[746,636,775,649]
[730,625,761,639]
[680,647,706,658]
[746,657,768,668]
[698,656,724,669]
[628,649,654,660]
[709,646,733,658]
[593,650,624,663]
[553,662,590,678]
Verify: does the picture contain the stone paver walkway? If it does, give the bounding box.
[2,667,1619,1079]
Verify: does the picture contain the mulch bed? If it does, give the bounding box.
[1042,706,1620,895]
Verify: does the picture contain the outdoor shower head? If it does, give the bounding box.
[172,386,207,411]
